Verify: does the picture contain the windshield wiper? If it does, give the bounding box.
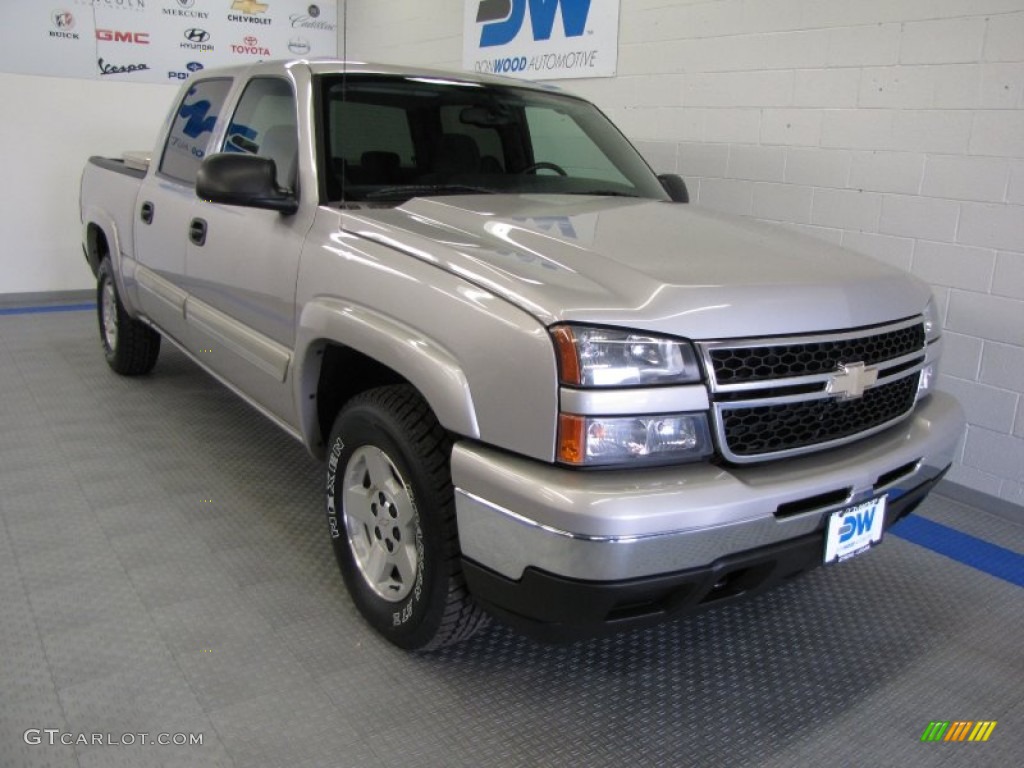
[363,184,499,201]
[571,189,642,198]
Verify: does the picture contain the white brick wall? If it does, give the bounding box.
[345,0,1024,507]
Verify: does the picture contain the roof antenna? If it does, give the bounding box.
[340,0,348,206]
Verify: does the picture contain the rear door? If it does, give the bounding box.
[134,78,233,343]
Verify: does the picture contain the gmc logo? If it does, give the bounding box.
[477,0,591,47]
[97,30,150,44]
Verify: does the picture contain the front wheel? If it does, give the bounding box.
[97,258,160,375]
[326,385,488,650]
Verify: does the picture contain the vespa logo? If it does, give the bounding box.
[826,362,879,400]
[184,28,210,42]
[476,0,591,47]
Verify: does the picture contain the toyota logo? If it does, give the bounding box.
[184,28,210,43]
[244,35,258,46]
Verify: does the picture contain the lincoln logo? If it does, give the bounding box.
[826,362,879,400]
[184,28,210,42]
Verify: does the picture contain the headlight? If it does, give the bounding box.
[551,325,701,387]
[558,413,713,467]
[922,297,941,342]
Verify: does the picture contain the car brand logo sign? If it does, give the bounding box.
[826,362,879,400]
[307,4,320,16]
[186,61,204,71]
[184,28,210,42]
[53,10,75,30]
[231,0,269,13]
[288,37,310,54]
[178,0,195,7]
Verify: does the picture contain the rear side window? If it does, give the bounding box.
[160,78,233,184]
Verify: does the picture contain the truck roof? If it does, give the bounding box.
[193,58,568,96]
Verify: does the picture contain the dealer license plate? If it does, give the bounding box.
[824,496,887,564]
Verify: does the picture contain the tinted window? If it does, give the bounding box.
[222,78,299,189]
[319,75,667,204]
[160,79,233,184]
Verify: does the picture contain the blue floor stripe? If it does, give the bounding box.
[0,303,95,316]
[891,516,1024,588]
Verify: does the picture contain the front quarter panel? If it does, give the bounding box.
[294,209,558,461]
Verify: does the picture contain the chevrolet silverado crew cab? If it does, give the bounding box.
[80,60,964,649]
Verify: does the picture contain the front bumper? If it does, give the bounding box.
[451,392,963,638]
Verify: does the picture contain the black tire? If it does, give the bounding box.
[326,384,488,650]
[97,257,160,376]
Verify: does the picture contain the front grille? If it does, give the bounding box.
[699,318,928,462]
[709,323,924,384]
[720,374,919,457]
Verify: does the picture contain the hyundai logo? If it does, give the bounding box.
[186,61,204,72]
[184,28,210,43]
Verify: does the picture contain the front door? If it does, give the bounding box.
[184,77,310,423]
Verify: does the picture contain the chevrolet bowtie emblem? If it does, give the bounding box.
[826,361,878,399]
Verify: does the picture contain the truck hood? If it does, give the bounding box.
[345,195,929,339]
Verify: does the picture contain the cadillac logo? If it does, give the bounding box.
[826,362,879,400]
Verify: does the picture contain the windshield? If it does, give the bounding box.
[317,74,668,204]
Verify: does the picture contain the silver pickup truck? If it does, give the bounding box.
[80,60,964,649]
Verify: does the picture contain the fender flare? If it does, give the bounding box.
[294,298,481,451]
[81,207,136,314]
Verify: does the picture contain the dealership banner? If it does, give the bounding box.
[0,0,338,86]
[463,0,619,81]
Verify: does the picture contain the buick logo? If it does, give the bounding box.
[186,61,204,72]
[307,4,320,17]
[288,37,310,54]
[184,28,210,43]
[177,0,195,7]
[53,10,75,30]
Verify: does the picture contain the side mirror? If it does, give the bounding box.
[196,153,298,215]
[658,173,689,204]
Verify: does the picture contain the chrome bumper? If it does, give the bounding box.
[451,392,964,582]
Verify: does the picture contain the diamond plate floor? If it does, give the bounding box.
[1,308,1021,768]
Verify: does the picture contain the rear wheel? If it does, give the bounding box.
[97,257,160,375]
[326,385,488,650]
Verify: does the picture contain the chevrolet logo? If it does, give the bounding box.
[232,0,269,14]
[826,362,878,400]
